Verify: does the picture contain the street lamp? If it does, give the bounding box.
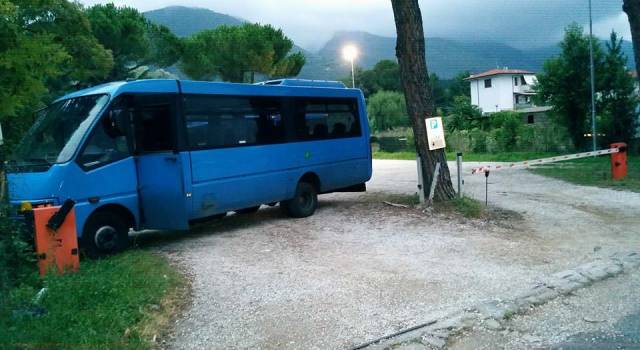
[342,44,359,88]
[588,0,597,151]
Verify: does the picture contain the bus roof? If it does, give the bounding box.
[56,79,360,102]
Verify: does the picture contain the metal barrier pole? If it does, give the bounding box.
[417,156,425,204]
[456,152,463,198]
[485,170,490,206]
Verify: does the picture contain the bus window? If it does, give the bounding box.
[134,102,174,153]
[293,98,361,141]
[183,95,285,149]
[78,113,130,170]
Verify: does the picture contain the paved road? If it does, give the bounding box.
[550,311,640,350]
[450,270,640,350]
[152,160,640,350]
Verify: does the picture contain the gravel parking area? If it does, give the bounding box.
[146,160,640,350]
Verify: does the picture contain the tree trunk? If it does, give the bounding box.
[624,0,640,82]
[390,0,456,201]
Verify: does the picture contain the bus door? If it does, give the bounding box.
[132,95,189,230]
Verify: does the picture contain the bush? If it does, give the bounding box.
[367,91,410,132]
[0,209,36,296]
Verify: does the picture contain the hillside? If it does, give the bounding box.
[143,6,636,81]
[305,31,636,80]
[143,6,244,37]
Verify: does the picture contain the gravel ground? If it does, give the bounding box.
[144,160,640,350]
[448,270,640,350]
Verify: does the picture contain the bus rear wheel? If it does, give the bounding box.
[81,211,129,258]
[281,182,318,218]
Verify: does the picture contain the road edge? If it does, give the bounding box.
[353,252,640,350]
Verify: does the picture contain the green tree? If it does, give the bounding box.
[0,1,67,117]
[490,111,523,150]
[180,23,305,82]
[446,71,472,100]
[367,91,409,131]
[447,96,482,131]
[341,60,401,97]
[86,4,182,81]
[536,23,604,150]
[599,31,639,145]
[430,73,447,110]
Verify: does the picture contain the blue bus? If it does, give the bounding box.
[6,79,372,256]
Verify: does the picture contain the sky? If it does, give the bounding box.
[78,0,631,51]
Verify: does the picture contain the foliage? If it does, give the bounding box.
[444,122,572,154]
[180,23,305,82]
[86,3,182,81]
[535,24,634,150]
[0,251,183,350]
[1,0,115,152]
[367,91,410,131]
[447,71,472,101]
[0,209,35,295]
[0,1,69,118]
[446,96,483,131]
[531,155,639,193]
[342,60,402,97]
[599,32,639,146]
[10,0,115,97]
[489,111,523,150]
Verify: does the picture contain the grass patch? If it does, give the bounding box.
[530,155,639,193]
[446,197,485,219]
[374,192,421,206]
[373,151,560,162]
[0,250,184,350]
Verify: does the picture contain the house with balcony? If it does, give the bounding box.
[465,68,552,124]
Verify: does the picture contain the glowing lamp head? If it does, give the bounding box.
[342,45,359,62]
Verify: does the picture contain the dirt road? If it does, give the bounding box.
[155,160,640,350]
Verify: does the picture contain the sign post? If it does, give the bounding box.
[425,117,446,151]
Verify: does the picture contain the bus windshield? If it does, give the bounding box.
[9,94,109,171]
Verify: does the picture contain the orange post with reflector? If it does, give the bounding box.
[610,142,628,181]
[33,206,79,276]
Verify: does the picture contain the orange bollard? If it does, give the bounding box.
[610,142,628,181]
[33,206,79,276]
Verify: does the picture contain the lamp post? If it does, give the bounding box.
[342,45,359,88]
[589,0,597,151]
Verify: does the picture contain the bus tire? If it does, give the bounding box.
[236,206,260,214]
[282,182,318,218]
[81,211,129,258]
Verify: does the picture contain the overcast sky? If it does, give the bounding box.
[78,0,631,51]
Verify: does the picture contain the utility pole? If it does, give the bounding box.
[589,0,597,151]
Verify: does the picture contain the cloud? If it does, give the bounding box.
[78,0,629,51]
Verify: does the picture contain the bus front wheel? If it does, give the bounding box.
[282,182,318,218]
[81,211,129,258]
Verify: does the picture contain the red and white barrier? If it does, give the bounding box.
[470,147,621,175]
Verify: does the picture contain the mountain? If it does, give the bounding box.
[143,7,636,81]
[143,6,244,37]
[304,31,637,80]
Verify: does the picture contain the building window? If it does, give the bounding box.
[527,114,535,124]
[484,79,492,88]
[514,77,518,86]
[521,76,527,85]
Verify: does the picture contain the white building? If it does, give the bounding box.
[465,69,539,111]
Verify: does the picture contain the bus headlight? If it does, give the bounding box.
[19,201,33,213]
